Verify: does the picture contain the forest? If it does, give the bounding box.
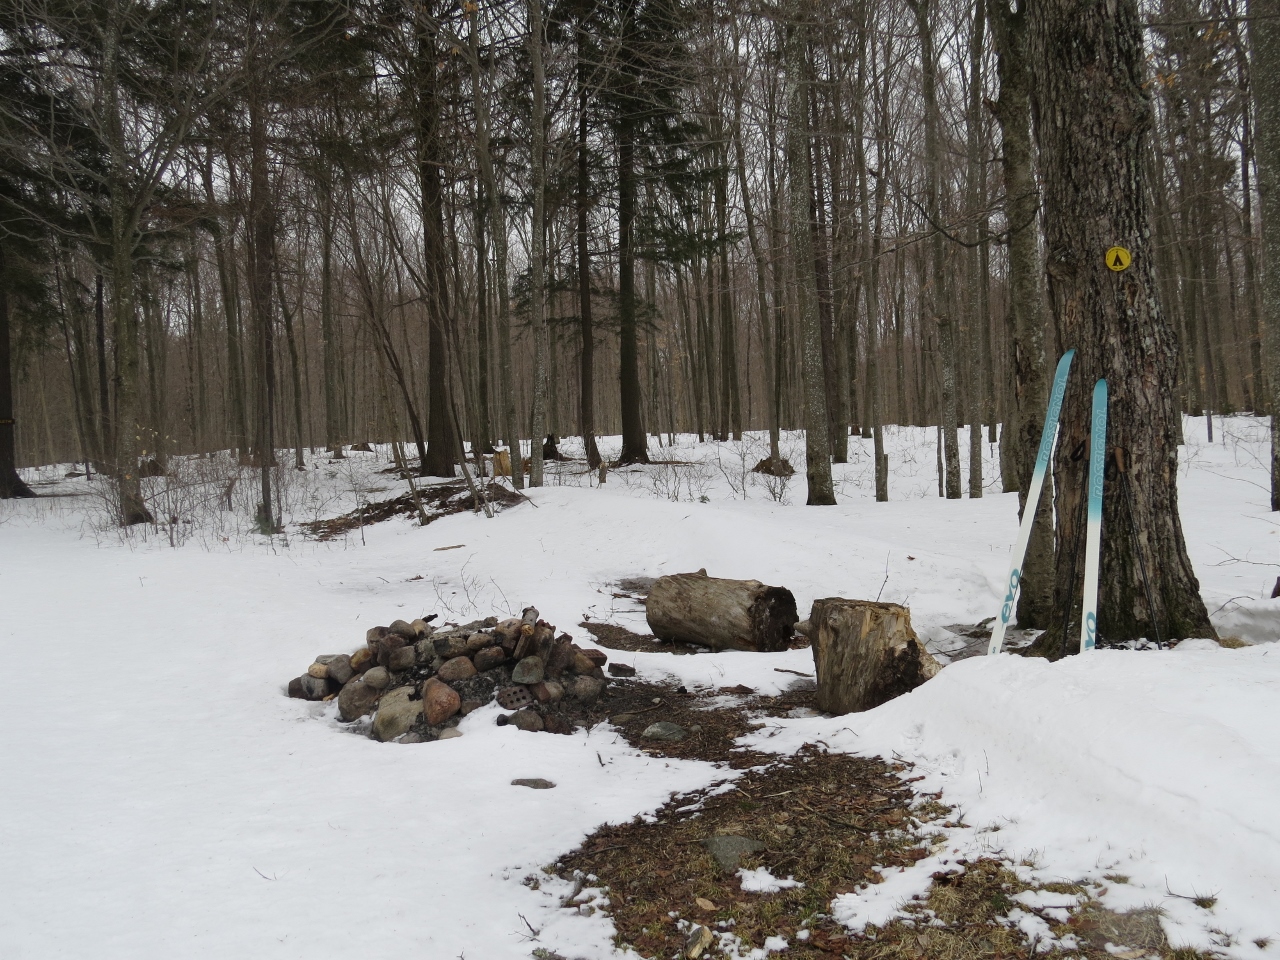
[1,0,1277,633]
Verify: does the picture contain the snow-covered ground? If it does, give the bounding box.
[1,417,1277,959]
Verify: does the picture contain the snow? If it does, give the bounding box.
[2,417,1278,958]
[737,867,804,893]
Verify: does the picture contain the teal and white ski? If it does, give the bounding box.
[989,349,1076,655]
[1080,379,1108,652]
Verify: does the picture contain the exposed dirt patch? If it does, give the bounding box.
[580,620,706,656]
[301,480,523,540]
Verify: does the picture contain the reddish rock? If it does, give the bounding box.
[531,681,564,703]
[422,678,461,725]
[582,648,608,668]
[473,646,507,672]
[544,639,574,679]
[569,651,597,675]
[437,656,478,682]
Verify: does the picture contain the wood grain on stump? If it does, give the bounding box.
[646,570,798,652]
[809,599,940,714]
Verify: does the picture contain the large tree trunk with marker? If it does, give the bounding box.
[808,599,940,714]
[1027,0,1213,652]
[646,571,798,652]
[1252,0,1280,509]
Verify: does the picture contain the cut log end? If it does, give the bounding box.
[809,598,940,714]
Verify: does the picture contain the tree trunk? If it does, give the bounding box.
[809,598,940,714]
[646,570,798,652]
[1252,0,1280,506]
[528,0,548,487]
[1029,0,1213,648]
[0,242,35,498]
[787,11,835,506]
[990,0,1053,627]
[577,39,602,469]
[617,124,649,464]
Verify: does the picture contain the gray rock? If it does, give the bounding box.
[511,778,555,789]
[451,667,509,706]
[570,676,606,704]
[388,645,416,672]
[610,713,637,725]
[372,686,422,742]
[607,663,637,677]
[300,674,329,700]
[433,633,471,660]
[641,721,687,742]
[509,708,544,732]
[366,625,389,645]
[326,654,354,685]
[437,727,464,741]
[389,619,417,639]
[338,677,381,721]
[286,676,306,699]
[512,656,545,685]
[414,638,436,664]
[398,731,426,744]
[686,925,715,959]
[364,666,391,690]
[702,835,766,873]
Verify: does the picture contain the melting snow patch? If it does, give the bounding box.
[738,866,804,893]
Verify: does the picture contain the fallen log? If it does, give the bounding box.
[645,570,798,652]
[809,599,940,714]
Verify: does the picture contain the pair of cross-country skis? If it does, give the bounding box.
[988,349,1109,655]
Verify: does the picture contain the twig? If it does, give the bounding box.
[797,800,874,833]
[774,667,813,677]
[876,553,890,602]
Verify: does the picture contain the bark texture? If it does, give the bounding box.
[809,598,940,715]
[1029,0,1213,646]
[646,570,798,652]
[1252,0,1280,507]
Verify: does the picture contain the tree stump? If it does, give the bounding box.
[645,570,798,652]
[809,599,940,714]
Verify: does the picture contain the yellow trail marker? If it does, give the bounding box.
[1106,246,1132,271]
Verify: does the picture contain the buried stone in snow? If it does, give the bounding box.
[642,720,687,741]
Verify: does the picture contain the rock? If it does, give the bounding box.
[299,674,328,700]
[366,625,389,645]
[398,731,426,744]
[372,686,421,742]
[608,663,637,677]
[531,680,564,703]
[433,633,471,660]
[364,666,391,690]
[686,925,715,959]
[610,713,637,725]
[569,651,598,675]
[582,648,608,668]
[465,632,496,655]
[389,619,417,639]
[350,647,374,673]
[460,699,484,715]
[387,645,416,672]
[543,714,574,735]
[512,656,545,685]
[511,778,555,789]
[411,618,432,638]
[642,720,686,741]
[414,638,436,664]
[369,630,406,667]
[544,638,574,679]
[287,676,306,699]
[569,676,606,704]
[509,709,544,733]
[473,646,507,672]
[437,656,478,682]
[326,655,354,685]
[494,618,523,652]
[422,677,461,725]
[307,662,329,679]
[702,835,766,873]
[496,684,535,710]
[338,677,381,721]
[437,727,463,740]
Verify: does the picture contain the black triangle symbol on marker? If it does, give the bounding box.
[1113,253,1124,267]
